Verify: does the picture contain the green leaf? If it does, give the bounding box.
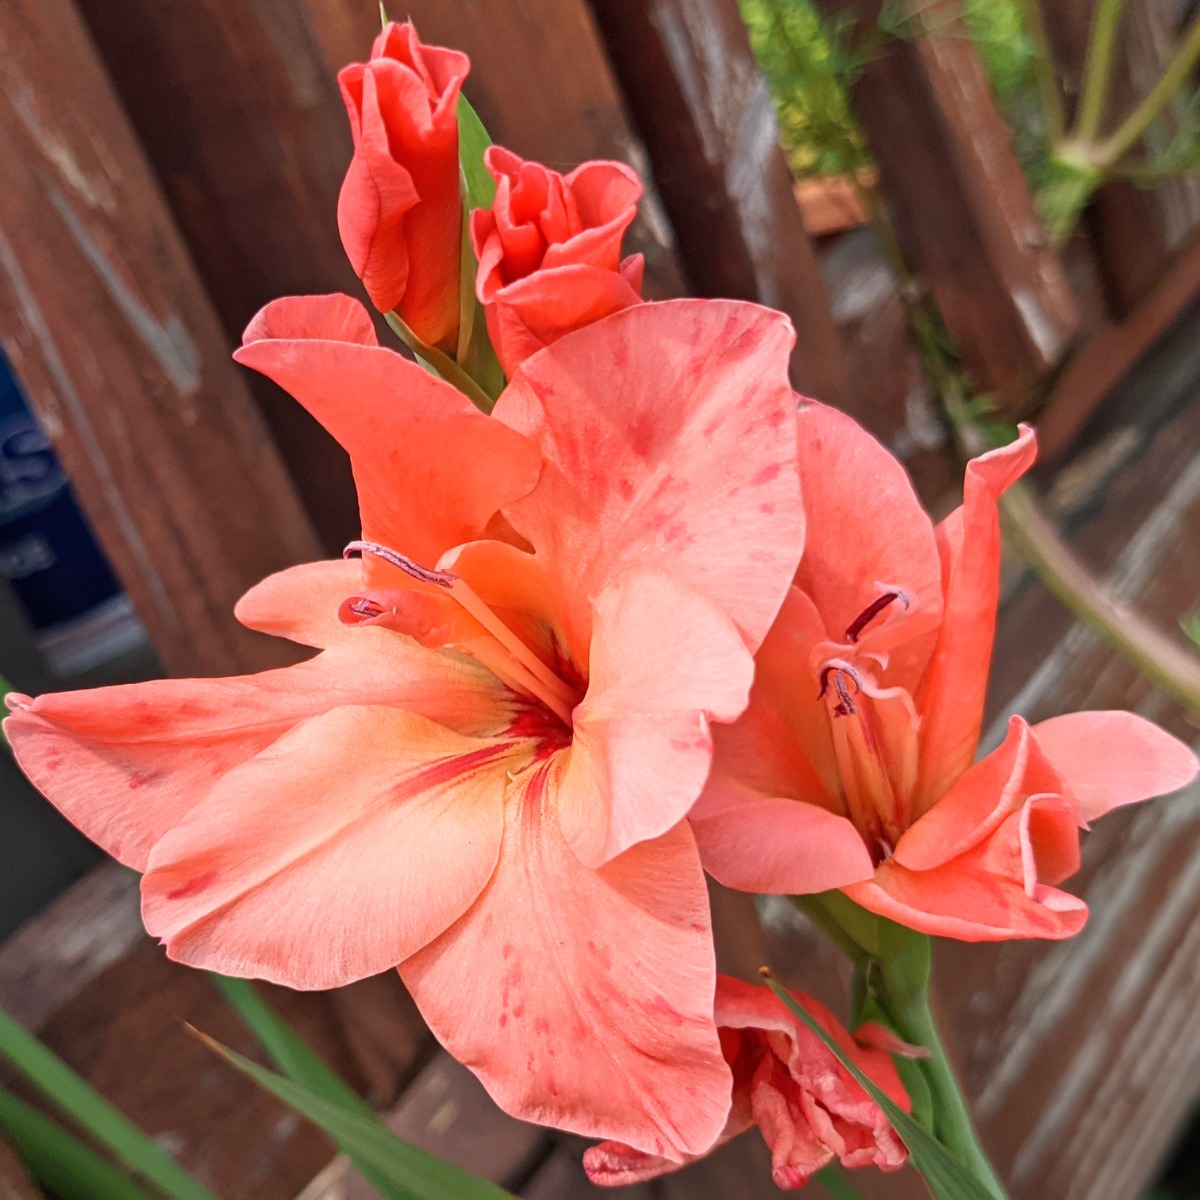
[815,1163,870,1199]
[0,1086,157,1200]
[457,94,496,213]
[210,977,373,1118]
[762,977,1001,1200]
[0,1006,216,1200]
[454,94,505,401]
[194,1030,515,1200]
[212,976,398,1198]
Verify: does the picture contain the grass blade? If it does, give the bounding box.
[0,1006,216,1200]
[194,1029,515,1200]
[210,977,373,1117]
[0,1086,157,1200]
[211,976,401,1197]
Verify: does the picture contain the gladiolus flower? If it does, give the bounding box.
[470,147,645,376]
[338,22,467,346]
[583,975,909,1189]
[691,403,1199,940]
[4,294,805,1160]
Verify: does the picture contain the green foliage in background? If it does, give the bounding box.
[738,0,1047,182]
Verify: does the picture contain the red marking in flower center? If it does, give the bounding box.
[508,705,572,759]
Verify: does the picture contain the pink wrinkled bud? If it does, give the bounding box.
[584,976,910,1190]
[470,146,645,377]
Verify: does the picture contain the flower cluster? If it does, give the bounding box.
[5,21,1196,1189]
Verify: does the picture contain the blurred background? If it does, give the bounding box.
[0,0,1198,1197]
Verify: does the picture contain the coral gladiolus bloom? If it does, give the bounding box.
[584,975,909,1189]
[338,22,467,346]
[470,146,645,376]
[691,403,1199,940]
[4,295,805,1160]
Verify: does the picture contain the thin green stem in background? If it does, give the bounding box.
[1075,0,1125,142]
[0,1006,216,1200]
[1017,0,1065,140]
[1095,10,1200,167]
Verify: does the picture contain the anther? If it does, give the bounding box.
[844,589,908,643]
[344,540,456,588]
[818,664,862,716]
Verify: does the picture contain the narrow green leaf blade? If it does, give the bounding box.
[0,1086,157,1200]
[457,94,496,212]
[212,976,399,1198]
[0,1006,217,1200]
[815,1163,870,1199]
[763,978,1000,1200]
[211,977,373,1117]
[196,1030,515,1200]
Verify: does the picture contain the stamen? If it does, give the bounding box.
[844,589,908,644]
[344,540,456,588]
[342,538,580,723]
[818,663,862,717]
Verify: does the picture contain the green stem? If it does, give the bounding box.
[1075,0,1125,142]
[1018,0,1065,141]
[873,953,1007,1199]
[998,480,1200,723]
[1094,11,1200,168]
[385,312,495,414]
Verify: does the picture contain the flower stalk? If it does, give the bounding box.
[798,893,1008,1198]
[797,893,1008,1198]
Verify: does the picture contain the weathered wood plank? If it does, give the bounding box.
[0,866,431,1200]
[0,1137,41,1200]
[1036,232,1200,461]
[0,0,323,677]
[586,0,854,408]
[298,1053,549,1199]
[816,0,1080,411]
[72,0,365,551]
[305,0,687,303]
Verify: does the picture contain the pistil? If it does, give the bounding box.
[345,540,580,725]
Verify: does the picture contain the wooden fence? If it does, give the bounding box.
[1,1,1199,1198]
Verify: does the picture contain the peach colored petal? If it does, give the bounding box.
[915,425,1037,810]
[847,858,1088,941]
[494,299,802,660]
[792,401,942,692]
[481,265,643,379]
[235,294,542,572]
[235,559,365,649]
[586,977,908,1190]
[1030,710,1199,822]
[401,766,730,1161]
[559,567,754,867]
[141,707,510,988]
[2,629,515,872]
[690,775,874,894]
[893,715,1067,871]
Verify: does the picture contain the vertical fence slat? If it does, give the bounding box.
[587,0,855,408]
[73,0,364,551]
[816,0,1080,410]
[0,0,323,677]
